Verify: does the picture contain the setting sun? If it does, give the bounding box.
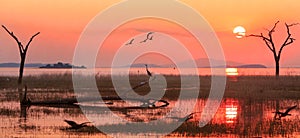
[233,26,246,38]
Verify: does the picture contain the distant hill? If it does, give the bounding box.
[127,58,267,68]
[236,64,267,68]
[0,61,267,69]
[0,63,45,68]
[164,58,242,68]
[0,62,86,69]
[120,63,162,68]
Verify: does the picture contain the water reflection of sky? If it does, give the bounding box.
[0,97,299,137]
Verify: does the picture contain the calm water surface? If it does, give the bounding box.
[0,92,299,137]
[1,68,300,137]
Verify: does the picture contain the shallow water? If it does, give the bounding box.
[0,91,299,137]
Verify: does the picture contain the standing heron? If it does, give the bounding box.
[145,64,152,77]
[273,105,297,119]
[64,119,91,129]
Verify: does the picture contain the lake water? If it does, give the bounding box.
[1,67,300,76]
[0,93,299,137]
[1,67,300,137]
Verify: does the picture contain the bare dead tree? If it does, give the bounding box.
[2,25,40,104]
[248,21,298,77]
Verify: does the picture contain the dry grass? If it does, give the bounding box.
[0,74,300,100]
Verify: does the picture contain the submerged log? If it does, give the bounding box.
[23,97,169,110]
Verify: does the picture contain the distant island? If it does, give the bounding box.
[39,62,86,69]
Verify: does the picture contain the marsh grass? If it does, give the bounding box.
[1,73,299,137]
[1,74,300,100]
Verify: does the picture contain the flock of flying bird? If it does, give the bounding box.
[125,32,154,46]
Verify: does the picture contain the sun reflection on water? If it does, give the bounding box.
[226,68,239,76]
[225,103,238,124]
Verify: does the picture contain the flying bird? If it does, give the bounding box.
[125,38,135,45]
[149,35,153,40]
[64,119,91,129]
[273,105,297,119]
[145,64,152,77]
[140,32,154,43]
[169,112,200,122]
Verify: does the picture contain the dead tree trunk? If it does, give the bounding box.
[275,58,280,77]
[2,25,40,104]
[248,21,298,77]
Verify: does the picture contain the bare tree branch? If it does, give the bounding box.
[248,33,274,51]
[25,32,40,52]
[2,25,40,54]
[269,21,280,33]
[268,21,279,52]
[277,23,299,60]
[2,25,24,54]
[247,33,271,42]
[287,23,300,27]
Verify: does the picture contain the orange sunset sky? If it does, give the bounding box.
[0,0,300,67]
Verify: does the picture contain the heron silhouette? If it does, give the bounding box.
[64,119,91,129]
[140,32,154,43]
[273,105,297,119]
[125,38,134,45]
[145,64,152,77]
[169,112,200,122]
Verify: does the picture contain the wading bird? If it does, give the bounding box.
[145,64,152,77]
[273,105,297,119]
[64,119,91,129]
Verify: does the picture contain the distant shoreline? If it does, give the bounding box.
[1,62,300,69]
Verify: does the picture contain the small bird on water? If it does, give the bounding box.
[64,119,91,129]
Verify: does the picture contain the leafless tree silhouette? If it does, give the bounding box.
[2,25,40,104]
[248,21,298,77]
